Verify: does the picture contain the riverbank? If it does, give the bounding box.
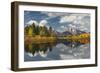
[25,35,90,44]
[25,35,57,43]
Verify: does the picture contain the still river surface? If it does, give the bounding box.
[24,39,90,61]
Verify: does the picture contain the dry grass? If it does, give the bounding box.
[25,35,57,43]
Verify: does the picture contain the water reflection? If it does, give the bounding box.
[25,42,57,57]
[24,39,90,61]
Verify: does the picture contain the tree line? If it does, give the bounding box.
[24,22,56,37]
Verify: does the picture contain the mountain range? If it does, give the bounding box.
[25,20,88,36]
[53,29,87,36]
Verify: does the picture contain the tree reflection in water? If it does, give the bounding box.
[25,42,57,57]
[24,39,90,61]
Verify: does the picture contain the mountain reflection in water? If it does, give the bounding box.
[24,39,90,61]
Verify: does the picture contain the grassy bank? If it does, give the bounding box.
[25,35,57,43]
[25,34,90,44]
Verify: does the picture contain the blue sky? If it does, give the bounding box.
[24,11,90,33]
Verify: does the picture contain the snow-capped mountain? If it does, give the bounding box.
[54,29,87,36]
[25,20,88,36]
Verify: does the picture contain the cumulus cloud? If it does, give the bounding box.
[61,26,68,31]
[39,20,48,27]
[68,24,76,28]
[60,16,77,23]
[61,26,66,29]
[79,27,88,31]
[59,13,90,32]
[25,20,38,27]
[25,19,50,30]
[40,12,62,20]
[60,14,89,23]
[41,12,69,18]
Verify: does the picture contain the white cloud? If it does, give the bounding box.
[40,12,63,21]
[56,26,68,33]
[41,12,90,32]
[61,26,68,31]
[60,16,77,23]
[59,14,90,32]
[60,14,89,23]
[79,27,88,32]
[39,20,50,29]
[61,26,66,29]
[26,20,38,27]
[41,12,66,17]
[68,24,76,28]
[39,20,48,27]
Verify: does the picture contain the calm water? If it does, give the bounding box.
[24,40,90,61]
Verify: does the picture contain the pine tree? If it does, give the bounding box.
[49,26,53,36]
[39,26,43,36]
[39,26,47,36]
[31,23,36,36]
[24,26,29,35]
[35,26,39,35]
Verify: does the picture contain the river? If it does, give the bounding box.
[24,39,90,61]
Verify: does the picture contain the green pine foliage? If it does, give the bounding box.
[24,22,55,37]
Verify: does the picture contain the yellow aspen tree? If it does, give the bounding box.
[28,26,33,36]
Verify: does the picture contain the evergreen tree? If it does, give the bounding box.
[31,23,36,36]
[39,26,43,36]
[49,26,53,36]
[39,26,47,36]
[24,26,29,35]
[35,26,39,35]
